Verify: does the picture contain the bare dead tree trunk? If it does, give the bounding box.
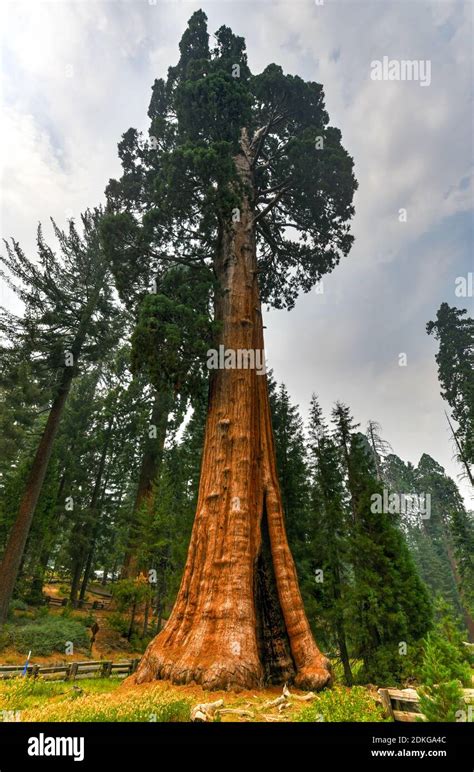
[131,131,330,691]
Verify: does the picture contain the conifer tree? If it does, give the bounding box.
[308,396,353,684]
[0,211,120,622]
[427,303,474,485]
[118,11,358,690]
[332,404,432,683]
[419,599,472,722]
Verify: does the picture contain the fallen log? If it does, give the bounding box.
[190,699,224,722]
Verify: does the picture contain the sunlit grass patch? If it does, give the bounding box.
[295,685,388,722]
[3,679,191,722]
[0,676,123,713]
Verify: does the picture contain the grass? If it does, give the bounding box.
[295,686,389,722]
[0,675,387,723]
[0,676,121,712]
[0,677,191,722]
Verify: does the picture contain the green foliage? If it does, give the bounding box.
[1,615,90,656]
[451,507,474,616]
[415,454,473,622]
[130,266,218,402]
[104,10,357,311]
[112,578,151,611]
[9,598,28,612]
[418,637,467,722]
[427,303,474,468]
[297,686,387,722]
[304,395,353,684]
[269,378,310,567]
[331,405,432,684]
[107,612,130,637]
[418,600,472,722]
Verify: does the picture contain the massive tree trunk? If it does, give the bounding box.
[131,132,330,691]
[0,367,74,623]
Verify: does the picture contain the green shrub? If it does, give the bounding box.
[1,616,90,656]
[418,600,472,722]
[297,686,387,722]
[108,612,129,636]
[9,598,28,612]
[356,640,425,686]
[418,634,472,722]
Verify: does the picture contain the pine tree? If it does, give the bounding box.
[268,379,310,573]
[332,404,432,683]
[418,599,472,722]
[416,454,474,639]
[427,303,474,485]
[450,507,474,617]
[0,211,121,621]
[307,396,353,685]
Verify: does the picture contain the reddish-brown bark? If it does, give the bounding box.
[132,132,330,691]
[0,367,74,623]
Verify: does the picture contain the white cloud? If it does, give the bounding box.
[0,0,472,503]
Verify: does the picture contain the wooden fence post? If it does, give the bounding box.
[68,663,78,681]
[378,688,395,720]
[101,661,112,678]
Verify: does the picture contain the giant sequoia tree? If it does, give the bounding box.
[116,11,357,690]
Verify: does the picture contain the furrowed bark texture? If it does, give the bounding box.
[132,134,331,691]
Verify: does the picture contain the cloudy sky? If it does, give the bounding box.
[1,0,473,503]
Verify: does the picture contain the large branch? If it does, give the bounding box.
[146,249,207,270]
[250,108,289,168]
[253,185,290,225]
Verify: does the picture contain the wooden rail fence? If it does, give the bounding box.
[378,687,474,721]
[42,595,112,610]
[0,659,139,681]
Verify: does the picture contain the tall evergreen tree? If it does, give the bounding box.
[115,11,358,691]
[332,404,432,683]
[268,380,310,573]
[0,210,120,622]
[427,303,474,485]
[416,454,474,639]
[307,396,353,684]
